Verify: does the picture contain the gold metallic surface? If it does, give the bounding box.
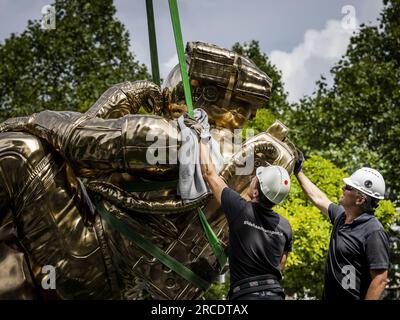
[186,42,272,106]
[0,132,113,299]
[0,43,296,300]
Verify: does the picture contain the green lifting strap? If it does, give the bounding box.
[119,179,226,268]
[145,0,160,86]
[168,0,193,115]
[96,201,210,291]
[168,0,227,270]
[197,208,227,268]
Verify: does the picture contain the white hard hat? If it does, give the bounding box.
[343,167,385,200]
[256,166,290,204]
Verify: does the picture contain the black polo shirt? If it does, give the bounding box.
[323,203,390,300]
[221,187,292,286]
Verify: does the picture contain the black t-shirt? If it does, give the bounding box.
[221,187,293,286]
[323,203,390,300]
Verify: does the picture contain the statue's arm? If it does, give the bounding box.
[0,81,178,177]
[0,111,179,177]
[84,80,165,119]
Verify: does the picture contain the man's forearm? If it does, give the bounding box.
[365,281,386,300]
[296,171,331,216]
[200,141,227,205]
[365,272,388,300]
[199,140,217,177]
[296,172,322,199]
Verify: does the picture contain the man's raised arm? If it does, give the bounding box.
[295,171,332,217]
[199,140,228,206]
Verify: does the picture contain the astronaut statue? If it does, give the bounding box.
[0,42,297,299]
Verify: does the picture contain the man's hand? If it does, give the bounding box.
[294,148,304,175]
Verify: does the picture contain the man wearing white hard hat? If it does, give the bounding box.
[199,141,293,300]
[294,151,389,300]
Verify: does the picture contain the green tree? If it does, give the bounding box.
[0,0,149,122]
[288,0,400,202]
[232,41,290,134]
[203,278,230,300]
[386,218,400,299]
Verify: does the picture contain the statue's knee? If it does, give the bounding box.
[0,132,48,160]
[0,132,50,199]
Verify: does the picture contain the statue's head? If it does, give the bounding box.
[163,42,272,130]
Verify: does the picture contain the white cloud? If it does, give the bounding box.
[162,53,178,80]
[270,19,358,102]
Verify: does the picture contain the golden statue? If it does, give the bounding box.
[0,42,297,299]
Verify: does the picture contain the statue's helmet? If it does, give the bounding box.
[163,42,272,130]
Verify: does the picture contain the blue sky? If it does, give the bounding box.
[0,0,383,102]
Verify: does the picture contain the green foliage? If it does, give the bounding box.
[287,155,348,205]
[275,156,347,298]
[287,0,400,202]
[277,206,330,298]
[244,108,276,135]
[0,0,149,121]
[241,108,276,140]
[203,280,230,300]
[374,200,398,231]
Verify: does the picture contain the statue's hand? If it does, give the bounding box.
[165,102,188,119]
[161,87,188,119]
